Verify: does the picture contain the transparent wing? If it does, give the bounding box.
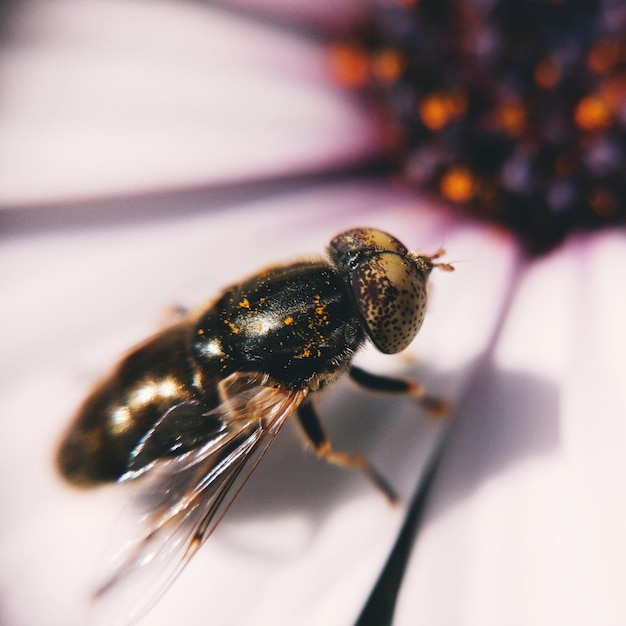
[90,371,306,626]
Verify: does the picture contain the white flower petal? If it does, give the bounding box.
[394,228,626,626]
[0,0,382,206]
[0,184,516,625]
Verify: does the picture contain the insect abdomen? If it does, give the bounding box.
[57,323,204,486]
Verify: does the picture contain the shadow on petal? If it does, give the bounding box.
[357,363,560,625]
[205,359,559,551]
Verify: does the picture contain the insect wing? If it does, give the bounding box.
[90,372,305,626]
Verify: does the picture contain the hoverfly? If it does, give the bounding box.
[57,227,452,624]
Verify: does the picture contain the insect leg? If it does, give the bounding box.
[349,365,450,417]
[296,401,398,504]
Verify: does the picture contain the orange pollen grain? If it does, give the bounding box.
[238,297,250,309]
[534,57,562,89]
[589,188,618,217]
[440,167,475,203]
[419,94,446,130]
[419,92,467,131]
[296,347,312,359]
[447,91,468,117]
[372,49,404,84]
[574,95,612,131]
[498,100,527,136]
[600,74,626,111]
[587,39,621,74]
[284,316,293,325]
[329,43,369,88]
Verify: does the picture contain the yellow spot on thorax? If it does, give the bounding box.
[312,295,329,324]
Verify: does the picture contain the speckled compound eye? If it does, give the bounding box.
[350,251,428,354]
[330,227,407,256]
[329,227,408,274]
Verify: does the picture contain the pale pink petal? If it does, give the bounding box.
[0,0,382,206]
[0,184,517,626]
[212,0,365,32]
[394,228,626,626]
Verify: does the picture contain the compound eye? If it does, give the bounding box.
[329,228,407,273]
[330,228,407,256]
[351,252,427,354]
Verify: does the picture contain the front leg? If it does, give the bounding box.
[349,365,450,417]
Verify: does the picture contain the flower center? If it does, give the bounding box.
[332,0,626,254]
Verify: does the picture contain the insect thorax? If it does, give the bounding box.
[192,262,365,389]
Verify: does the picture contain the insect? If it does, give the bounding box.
[56,227,452,623]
